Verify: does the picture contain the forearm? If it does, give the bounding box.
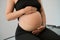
[37,13,46,32]
[6,9,25,21]
[37,7,46,32]
[37,12,46,32]
[38,0,46,26]
[41,11,46,26]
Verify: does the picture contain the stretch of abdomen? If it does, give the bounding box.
[18,11,42,31]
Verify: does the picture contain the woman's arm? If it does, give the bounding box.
[5,0,25,21]
[40,5,46,26]
[38,0,46,27]
[32,0,46,34]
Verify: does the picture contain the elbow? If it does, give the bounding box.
[5,14,15,21]
[6,15,10,21]
[5,13,11,21]
[6,18,11,21]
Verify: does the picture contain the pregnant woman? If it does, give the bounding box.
[5,0,59,40]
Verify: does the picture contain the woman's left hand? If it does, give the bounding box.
[32,26,45,35]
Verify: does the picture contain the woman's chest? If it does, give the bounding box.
[14,0,41,11]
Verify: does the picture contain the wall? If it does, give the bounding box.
[42,0,60,26]
[0,0,60,40]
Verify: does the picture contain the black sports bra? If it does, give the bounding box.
[14,0,41,20]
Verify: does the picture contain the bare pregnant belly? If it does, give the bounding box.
[18,11,42,31]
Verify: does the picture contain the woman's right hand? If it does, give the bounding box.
[24,6,37,15]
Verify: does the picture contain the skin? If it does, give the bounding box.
[18,11,42,31]
[5,0,46,35]
[32,0,46,35]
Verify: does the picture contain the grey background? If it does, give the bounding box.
[0,0,60,40]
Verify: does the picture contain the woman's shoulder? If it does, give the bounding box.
[13,0,18,4]
[37,0,41,3]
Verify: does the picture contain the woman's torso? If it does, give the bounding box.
[14,0,42,31]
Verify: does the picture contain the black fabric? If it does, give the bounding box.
[14,0,41,20]
[15,24,40,40]
[15,24,60,40]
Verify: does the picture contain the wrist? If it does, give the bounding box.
[41,23,46,26]
[20,8,25,15]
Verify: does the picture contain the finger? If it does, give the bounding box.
[32,7,37,11]
[32,30,37,33]
[32,32,36,34]
[32,31,39,35]
[32,30,38,34]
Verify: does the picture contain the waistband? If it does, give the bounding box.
[18,24,32,33]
